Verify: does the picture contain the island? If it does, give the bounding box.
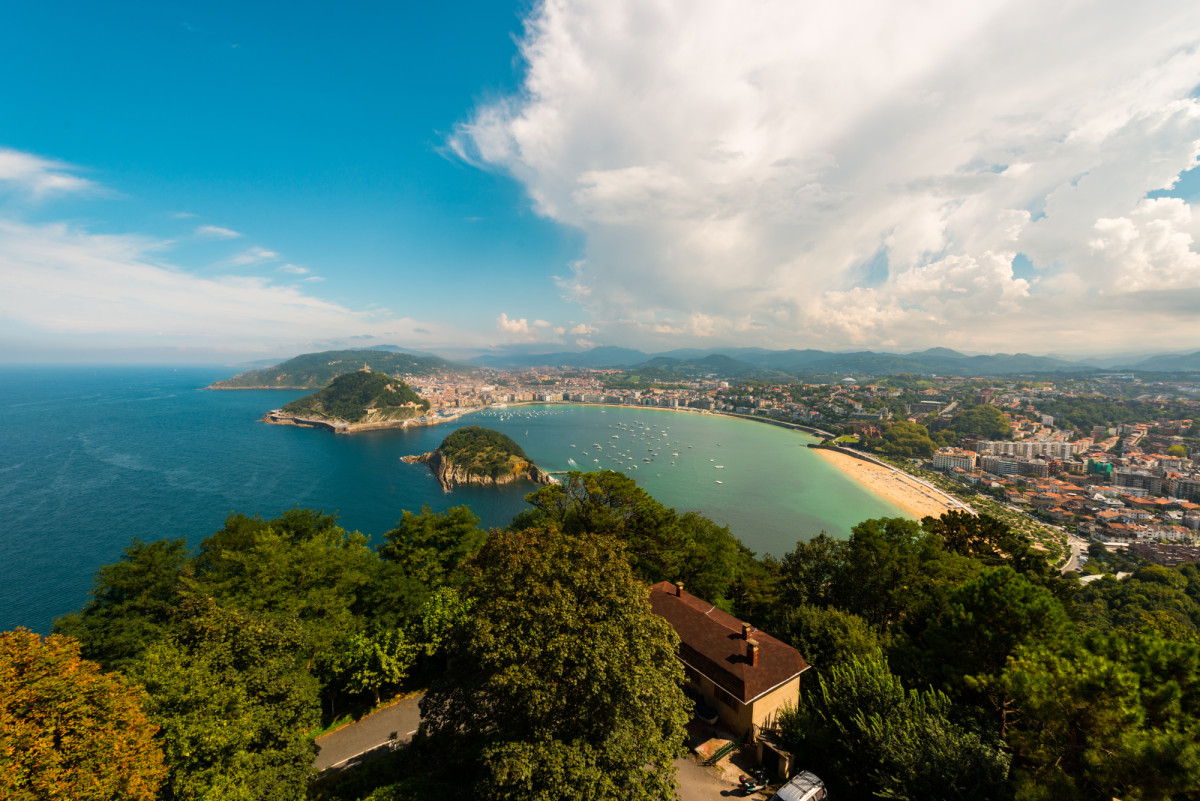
[403,426,557,492]
[208,348,465,390]
[263,369,433,433]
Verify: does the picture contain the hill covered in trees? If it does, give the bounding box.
[277,371,429,427]
[208,348,465,390]
[404,426,554,491]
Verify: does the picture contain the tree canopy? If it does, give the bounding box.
[418,526,690,801]
[0,629,165,801]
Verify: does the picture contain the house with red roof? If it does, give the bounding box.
[648,581,809,738]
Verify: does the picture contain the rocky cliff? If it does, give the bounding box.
[403,441,557,493]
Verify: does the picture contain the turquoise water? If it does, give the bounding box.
[0,367,904,633]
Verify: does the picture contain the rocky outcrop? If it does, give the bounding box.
[402,448,557,493]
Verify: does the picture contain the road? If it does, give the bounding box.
[314,693,423,772]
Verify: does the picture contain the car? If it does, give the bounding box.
[767,771,826,801]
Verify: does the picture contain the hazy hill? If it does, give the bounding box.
[208,348,465,389]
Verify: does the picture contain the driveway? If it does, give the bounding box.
[675,756,745,801]
[314,692,423,772]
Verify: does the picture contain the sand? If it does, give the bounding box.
[813,448,964,521]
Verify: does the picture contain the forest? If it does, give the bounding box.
[281,371,430,424]
[3,471,1199,800]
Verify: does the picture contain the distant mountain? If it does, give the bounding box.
[1127,351,1200,372]
[462,343,1200,377]
[469,346,650,369]
[207,348,466,389]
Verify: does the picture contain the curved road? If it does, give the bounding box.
[314,693,423,772]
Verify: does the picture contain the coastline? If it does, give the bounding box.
[812,447,963,521]
[263,405,482,434]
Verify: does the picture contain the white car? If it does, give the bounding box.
[768,771,827,801]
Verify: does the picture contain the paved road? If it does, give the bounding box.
[314,693,423,772]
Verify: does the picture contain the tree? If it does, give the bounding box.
[52,537,191,670]
[129,597,319,801]
[379,504,487,587]
[878,421,937,458]
[1166,444,1188,458]
[519,470,751,603]
[777,656,1010,801]
[341,629,415,706]
[950,405,1012,440]
[777,532,847,609]
[0,629,165,801]
[773,604,881,670]
[418,527,689,801]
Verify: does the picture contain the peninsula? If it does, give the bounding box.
[403,426,557,492]
[208,348,464,390]
[264,370,432,433]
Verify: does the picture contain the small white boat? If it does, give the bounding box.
[715,480,723,484]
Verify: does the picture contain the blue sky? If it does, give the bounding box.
[3,1,1200,362]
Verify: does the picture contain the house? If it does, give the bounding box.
[648,581,809,738]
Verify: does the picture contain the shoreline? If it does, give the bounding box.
[811,447,965,521]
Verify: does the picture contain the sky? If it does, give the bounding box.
[2,0,1200,363]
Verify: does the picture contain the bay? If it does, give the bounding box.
[0,367,905,633]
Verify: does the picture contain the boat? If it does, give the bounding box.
[715,480,723,484]
[715,465,724,469]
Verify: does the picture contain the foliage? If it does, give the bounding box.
[518,470,752,603]
[949,404,1012,440]
[777,656,1010,801]
[418,527,689,801]
[380,504,487,586]
[1166,443,1188,457]
[435,425,529,480]
[0,629,165,801]
[874,421,938,458]
[282,370,429,423]
[772,604,881,670]
[921,511,1053,580]
[129,597,319,801]
[340,629,416,706]
[52,537,191,670]
[1001,634,1200,800]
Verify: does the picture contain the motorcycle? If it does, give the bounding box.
[738,768,768,795]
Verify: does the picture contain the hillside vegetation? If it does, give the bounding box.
[438,426,529,480]
[209,348,462,389]
[281,371,429,424]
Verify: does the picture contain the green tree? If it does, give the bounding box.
[776,532,847,609]
[777,656,1010,801]
[418,527,689,801]
[52,537,190,670]
[1166,444,1188,457]
[341,629,416,706]
[379,504,487,586]
[773,604,881,670]
[129,598,319,801]
[519,470,750,603]
[0,629,166,801]
[949,405,1012,440]
[877,421,937,458]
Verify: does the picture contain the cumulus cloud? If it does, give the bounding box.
[195,224,240,239]
[453,0,1200,352]
[496,313,543,343]
[0,219,451,352]
[0,148,96,198]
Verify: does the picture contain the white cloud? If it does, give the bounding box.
[277,263,309,274]
[569,323,596,335]
[195,224,240,239]
[0,219,453,352]
[0,148,96,198]
[454,0,1200,352]
[228,246,279,266]
[497,313,542,343]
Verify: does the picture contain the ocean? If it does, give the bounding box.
[0,366,905,633]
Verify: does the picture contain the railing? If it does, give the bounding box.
[703,729,749,766]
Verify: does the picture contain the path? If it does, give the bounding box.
[314,693,423,772]
[674,756,743,800]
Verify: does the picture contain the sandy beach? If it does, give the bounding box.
[813,448,963,521]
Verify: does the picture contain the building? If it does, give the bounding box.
[648,581,808,738]
[932,448,977,472]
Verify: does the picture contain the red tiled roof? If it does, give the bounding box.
[648,581,808,704]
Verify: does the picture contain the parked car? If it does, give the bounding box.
[768,771,826,801]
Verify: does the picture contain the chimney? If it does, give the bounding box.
[741,622,753,640]
[747,638,760,667]
[674,581,683,597]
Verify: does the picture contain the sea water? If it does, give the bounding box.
[0,367,904,632]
